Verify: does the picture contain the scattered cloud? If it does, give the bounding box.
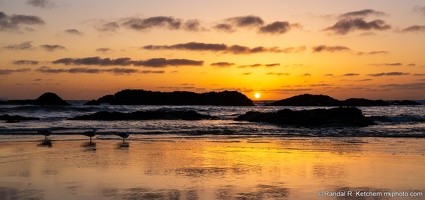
[140,70,165,74]
[64,29,83,35]
[413,73,425,76]
[0,68,31,75]
[210,62,234,68]
[342,73,359,77]
[1,41,34,50]
[302,73,312,76]
[339,9,386,19]
[96,48,112,53]
[39,44,66,52]
[27,0,55,8]
[265,63,280,67]
[312,45,351,53]
[225,15,264,28]
[121,16,182,31]
[357,51,389,55]
[241,72,252,75]
[266,72,290,76]
[97,22,119,32]
[132,58,203,67]
[401,25,425,33]
[183,19,204,31]
[52,57,133,66]
[259,21,301,34]
[407,63,416,67]
[367,72,410,77]
[143,42,305,54]
[35,66,142,75]
[0,11,45,32]
[238,64,262,68]
[370,63,403,66]
[52,56,204,68]
[12,60,39,65]
[324,9,390,35]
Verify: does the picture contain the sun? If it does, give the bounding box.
[254,93,261,99]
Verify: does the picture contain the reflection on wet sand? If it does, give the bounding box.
[0,137,424,199]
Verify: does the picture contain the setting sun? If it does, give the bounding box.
[254,93,261,99]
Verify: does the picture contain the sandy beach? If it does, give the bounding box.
[0,136,424,199]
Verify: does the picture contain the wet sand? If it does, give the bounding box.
[0,136,424,199]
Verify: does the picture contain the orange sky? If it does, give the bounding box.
[1,0,425,100]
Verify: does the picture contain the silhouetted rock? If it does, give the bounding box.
[0,114,39,123]
[35,92,70,105]
[343,98,389,106]
[267,94,390,106]
[88,89,254,106]
[69,110,218,120]
[388,100,421,105]
[267,94,341,106]
[84,100,100,105]
[235,107,375,127]
[3,92,69,105]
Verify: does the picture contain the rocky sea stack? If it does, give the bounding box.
[267,94,390,106]
[1,92,70,105]
[235,107,375,127]
[85,89,254,106]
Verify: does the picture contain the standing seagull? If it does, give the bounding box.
[83,128,97,144]
[38,128,52,140]
[115,132,130,144]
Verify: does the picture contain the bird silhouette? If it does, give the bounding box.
[38,128,52,141]
[83,128,97,144]
[115,132,129,143]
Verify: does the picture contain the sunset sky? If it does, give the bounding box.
[1,0,425,100]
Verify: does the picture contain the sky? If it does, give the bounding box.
[1,0,425,100]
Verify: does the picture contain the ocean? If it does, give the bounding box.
[1,102,424,140]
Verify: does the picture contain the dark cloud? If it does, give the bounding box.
[143,42,305,54]
[401,25,425,33]
[380,82,425,90]
[339,9,386,19]
[367,72,410,77]
[12,60,39,65]
[36,66,141,75]
[312,45,351,53]
[259,21,300,34]
[140,70,165,74]
[27,0,55,8]
[2,41,34,50]
[302,73,312,76]
[0,12,44,32]
[238,64,262,68]
[357,51,389,55]
[265,63,280,67]
[343,73,359,77]
[213,23,234,32]
[96,48,112,53]
[370,63,403,66]
[266,72,290,76]
[52,57,133,66]
[97,21,119,32]
[39,44,66,52]
[407,63,416,67]
[183,20,203,31]
[121,16,182,31]
[133,58,203,68]
[210,62,234,67]
[414,73,425,76]
[64,29,83,35]
[324,18,391,35]
[0,68,31,75]
[51,56,203,68]
[144,42,227,51]
[241,72,252,75]
[225,15,264,28]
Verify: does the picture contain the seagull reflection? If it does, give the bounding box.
[83,128,97,144]
[115,132,130,148]
[37,128,52,147]
[38,128,52,141]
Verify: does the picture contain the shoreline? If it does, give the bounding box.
[1,137,424,199]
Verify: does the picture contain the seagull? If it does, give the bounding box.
[83,128,97,143]
[115,132,129,143]
[37,128,52,140]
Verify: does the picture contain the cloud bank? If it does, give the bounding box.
[0,11,44,32]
